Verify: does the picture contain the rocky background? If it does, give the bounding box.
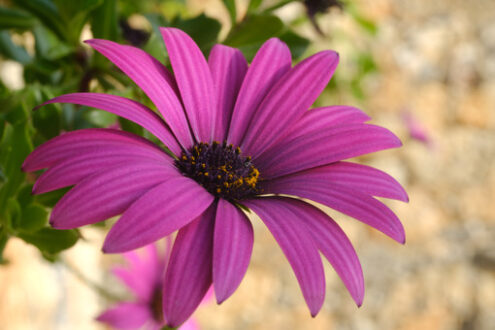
[1,0,494,329]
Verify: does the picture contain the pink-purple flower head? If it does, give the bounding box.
[97,239,210,329]
[23,28,408,326]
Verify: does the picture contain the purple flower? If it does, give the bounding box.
[97,239,210,329]
[23,28,407,325]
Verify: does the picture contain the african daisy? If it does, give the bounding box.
[23,28,407,327]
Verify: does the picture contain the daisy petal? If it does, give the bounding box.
[228,38,291,146]
[163,204,216,327]
[96,302,151,329]
[85,39,193,149]
[33,154,167,194]
[208,44,248,141]
[244,198,325,316]
[256,124,402,179]
[22,128,167,172]
[160,28,216,143]
[264,161,408,202]
[36,93,182,155]
[213,199,253,303]
[50,162,175,229]
[103,176,214,253]
[241,50,339,157]
[262,180,406,243]
[279,198,364,306]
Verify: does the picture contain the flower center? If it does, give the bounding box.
[175,141,261,200]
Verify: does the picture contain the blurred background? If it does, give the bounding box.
[1,0,494,329]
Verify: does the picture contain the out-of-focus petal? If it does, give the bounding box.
[85,39,193,149]
[160,28,216,143]
[244,198,325,316]
[256,123,402,179]
[262,180,406,243]
[22,128,167,172]
[50,162,176,229]
[208,44,248,141]
[96,302,151,329]
[35,93,182,155]
[241,51,339,157]
[162,204,216,327]
[227,38,291,146]
[274,198,364,306]
[103,177,214,253]
[213,199,253,303]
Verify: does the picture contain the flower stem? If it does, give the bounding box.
[60,256,123,302]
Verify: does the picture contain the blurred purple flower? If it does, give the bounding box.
[23,28,407,325]
[97,239,210,329]
[402,110,432,146]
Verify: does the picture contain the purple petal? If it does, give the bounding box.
[244,198,325,316]
[33,154,167,194]
[241,50,339,157]
[22,128,167,172]
[213,199,253,303]
[96,302,151,329]
[227,38,291,146]
[36,93,182,155]
[262,179,406,243]
[85,39,193,149]
[103,176,214,253]
[113,243,164,301]
[162,204,216,327]
[160,28,216,143]
[256,123,402,179]
[275,198,364,306]
[50,162,175,229]
[264,161,408,202]
[208,44,248,141]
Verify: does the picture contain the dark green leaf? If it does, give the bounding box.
[171,14,221,52]
[53,0,103,44]
[33,25,72,60]
[18,227,78,254]
[0,230,9,264]
[224,14,284,60]
[0,110,33,217]
[0,31,31,64]
[35,187,70,208]
[17,184,34,208]
[19,203,48,232]
[91,0,119,40]
[222,0,237,25]
[0,6,37,30]
[278,29,310,59]
[6,198,21,230]
[12,0,68,42]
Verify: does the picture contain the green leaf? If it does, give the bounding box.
[222,0,237,25]
[0,6,37,30]
[19,203,48,232]
[0,230,9,264]
[35,187,70,208]
[0,110,33,217]
[53,0,103,44]
[0,31,31,64]
[171,14,221,53]
[18,227,78,254]
[33,25,72,61]
[91,0,119,40]
[6,198,21,230]
[224,14,284,60]
[12,0,68,42]
[84,108,117,127]
[247,0,263,13]
[278,29,309,59]
[17,184,34,208]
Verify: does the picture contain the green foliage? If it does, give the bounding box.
[18,227,78,255]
